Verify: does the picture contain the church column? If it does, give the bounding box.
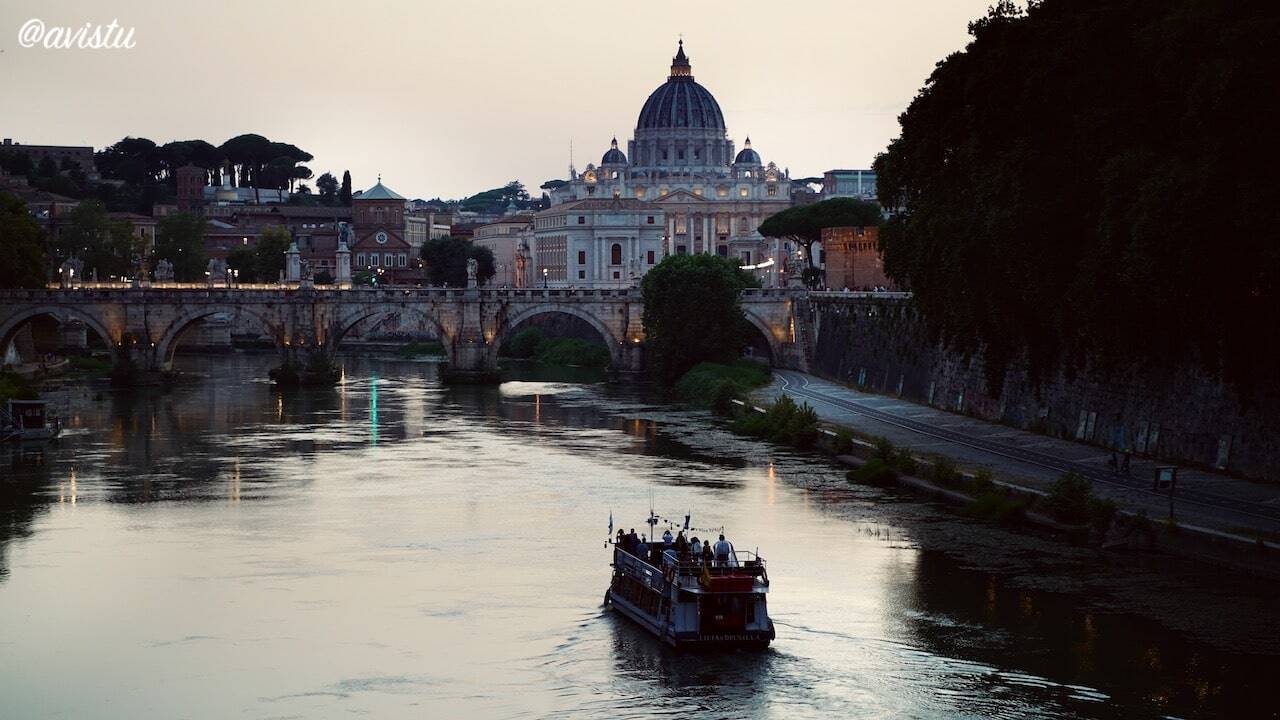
[703,215,712,254]
[667,216,676,255]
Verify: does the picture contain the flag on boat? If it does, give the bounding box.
[608,510,613,537]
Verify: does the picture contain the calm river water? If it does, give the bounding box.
[1,354,1276,719]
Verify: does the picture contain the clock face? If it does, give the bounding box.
[375,231,388,244]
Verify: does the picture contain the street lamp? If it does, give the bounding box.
[542,267,548,288]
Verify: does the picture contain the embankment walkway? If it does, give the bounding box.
[758,370,1280,543]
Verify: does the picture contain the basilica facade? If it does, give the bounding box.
[543,41,794,286]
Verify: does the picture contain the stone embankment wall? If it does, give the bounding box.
[806,295,1280,481]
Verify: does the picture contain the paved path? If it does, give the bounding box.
[758,370,1280,539]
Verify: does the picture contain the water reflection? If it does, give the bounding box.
[0,352,1275,719]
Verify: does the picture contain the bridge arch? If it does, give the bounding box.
[494,304,623,366]
[741,308,784,365]
[0,304,120,363]
[331,305,451,357]
[155,306,283,368]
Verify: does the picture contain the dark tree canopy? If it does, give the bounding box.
[152,212,207,281]
[54,200,139,280]
[0,193,48,288]
[758,198,882,272]
[420,237,495,287]
[874,0,1280,393]
[641,254,761,384]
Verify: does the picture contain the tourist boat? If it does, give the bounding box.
[605,513,775,649]
[1,399,62,442]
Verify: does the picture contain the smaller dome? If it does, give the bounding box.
[601,137,627,165]
[734,137,761,165]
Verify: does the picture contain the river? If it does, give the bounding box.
[1,353,1275,719]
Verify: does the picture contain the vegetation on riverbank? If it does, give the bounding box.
[394,341,445,358]
[0,371,38,404]
[673,361,771,412]
[500,327,611,369]
[732,395,820,450]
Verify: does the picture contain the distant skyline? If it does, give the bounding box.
[1,0,993,200]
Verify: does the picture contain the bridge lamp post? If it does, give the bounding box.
[542,267,548,288]
[232,269,239,288]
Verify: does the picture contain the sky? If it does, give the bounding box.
[1,0,993,200]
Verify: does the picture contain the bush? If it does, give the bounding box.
[731,395,819,450]
[929,457,963,489]
[0,371,38,404]
[1041,473,1093,525]
[966,488,1028,525]
[502,327,545,359]
[834,429,855,455]
[847,458,898,486]
[873,436,896,461]
[894,448,919,476]
[535,338,611,368]
[675,361,772,412]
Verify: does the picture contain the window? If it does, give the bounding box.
[739,187,749,197]
[356,253,366,266]
[676,245,687,255]
[384,253,393,267]
[662,150,668,161]
[397,253,406,267]
[717,186,728,197]
[578,270,586,279]
[767,185,777,196]
[370,254,379,266]
[717,245,728,257]
[578,216,586,224]
[578,250,586,265]
[677,150,684,160]
[741,251,752,265]
[646,216,655,225]
[647,250,655,264]
[612,271,620,279]
[693,148,700,160]
[610,243,622,265]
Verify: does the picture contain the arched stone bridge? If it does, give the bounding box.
[0,286,811,377]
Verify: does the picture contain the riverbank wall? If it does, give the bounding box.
[804,294,1280,482]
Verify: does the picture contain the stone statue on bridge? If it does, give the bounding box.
[153,259,174,282]
[466,257,479,289]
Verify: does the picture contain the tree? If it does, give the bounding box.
[225,245,259,282]
[55,200,139,280]
[641,254,761,384]
[0,193,48,288]
[758,197,882,271]
[873,0,1280,395]
[339,171,353,206]
[253,225,292,282]
[420,237,495,287]
[153,212,207,281]
[316,172,339,205]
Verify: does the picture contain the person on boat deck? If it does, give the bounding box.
[713,534,733,567]
[690,536,703,557]
[662,529,673,547]
[616,529,625,548]
[701,540,713,566]
[626,529,638,553]
[636,535,649,561]
[674,531,689,557]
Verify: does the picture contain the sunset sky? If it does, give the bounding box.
[2,0,993,200]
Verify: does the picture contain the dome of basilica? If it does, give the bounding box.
[635,40,726,132]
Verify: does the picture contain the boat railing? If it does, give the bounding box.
[612,544,767,577]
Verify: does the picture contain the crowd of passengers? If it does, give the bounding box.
[615,528,739,568]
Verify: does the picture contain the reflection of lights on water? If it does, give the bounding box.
[276,394,283,423]
[534,394,541,423]
[229,458,241,504]
[370,373,379,445]
[59,467,78,504]
[767,463,777,505]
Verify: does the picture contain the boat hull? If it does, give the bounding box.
[606,588,774,650]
